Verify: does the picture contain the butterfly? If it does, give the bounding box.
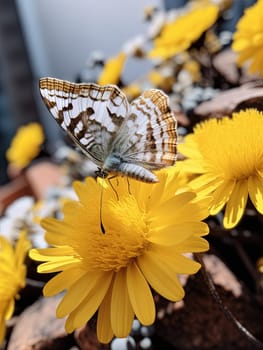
[39,77,177,183]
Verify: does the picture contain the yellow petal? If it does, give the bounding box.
[0,317,6,344]
[62,201,94,225]
[15,230,30,265]
[248,175,263,214]
[30,247,75,260]
[189,173,221,193]
[41,218,70,244]
[178,140,202,161]
[137,249,186,301]
[65,314,74,334]
[98,52,126,85]
[236,48,254,65]
[148,222,209,246]
[57,270,112,318]
[127,262,155,325]
[146,177,167,210]
[4,299,14,320]
[37,258,79,273]
[223,180,248,229]
[64,271,113,332]
[73,178,99,207]
[111,269,134,338]
[150,192,196,227]
[210,180,235,215]
[232,38,249,51]
[170,199,210,223]
[43,268,87,296]
[97,284,114,344]
[176,236,209,253]
[153,245,202,272]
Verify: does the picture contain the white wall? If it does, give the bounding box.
[16,0,161,82]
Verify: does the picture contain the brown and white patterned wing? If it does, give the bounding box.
[111,89,177,170]
[39,77,129,166]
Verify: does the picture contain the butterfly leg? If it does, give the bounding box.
[108,176,119,201]
[99,174,106,234]
[126,177,132,195]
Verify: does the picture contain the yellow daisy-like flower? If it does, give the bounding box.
[30,169,210,343]
[6,123,44,170]
[232,0,263,77]
[0,231,30,344]
[178,109,263,229]
[122,83,142,101]
[98,52,126,85]
[148,4,219,59]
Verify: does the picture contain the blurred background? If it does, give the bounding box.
[0,0,256,185]
[0,0,161,184]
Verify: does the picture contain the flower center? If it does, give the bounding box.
[213,138,263,181]
[80,196,149,272]
[197,111,263,182]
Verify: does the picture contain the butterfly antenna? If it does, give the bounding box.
[100,175,106,234]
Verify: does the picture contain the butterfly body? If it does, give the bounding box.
[39,78,177,182]
[100,153,158,182]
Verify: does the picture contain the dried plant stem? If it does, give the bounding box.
[231,236,261,291]
[195,253,263,349]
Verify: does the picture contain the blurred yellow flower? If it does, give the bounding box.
[148,4,219,59]
[30,169,209,343]
[182,59,201,82]
[232,0,263,77]
[122,83,142,101]
[148,69,175,91]
[98,52,126,85]
[6,123,44,170]
[0,231,30,344]
[178,109,263,229]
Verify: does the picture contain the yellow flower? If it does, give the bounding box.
[6,123,44,169]
[232,0,263,77]
[30,169,209,343]
[98,52,126,85]
[0,231,30,344]
[122,83,142,101]
[178,109,263,229]
[148,69,175,91]
[148,4,219,59]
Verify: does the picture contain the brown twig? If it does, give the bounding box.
[195,252,263,349]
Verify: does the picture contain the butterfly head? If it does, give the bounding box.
[95,168,109,180]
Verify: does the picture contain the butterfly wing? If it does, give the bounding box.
[39,77,129,166]
[111,89,177,170]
